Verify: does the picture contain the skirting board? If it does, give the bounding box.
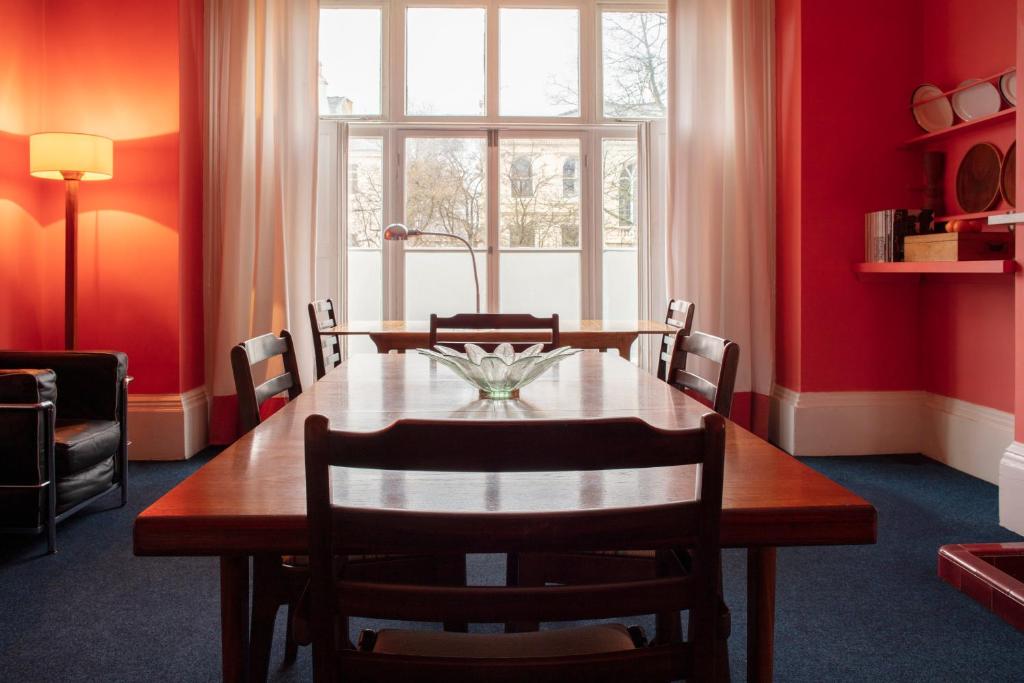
[127,387,208,460]
[771,387,1012,485]
[1000,442,1024,534]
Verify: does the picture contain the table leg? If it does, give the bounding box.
[615,334,638,359]
[747,546,777,683]
[220,555,250,683]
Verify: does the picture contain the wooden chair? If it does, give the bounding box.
[428,313,560,352]
[308,299,342,380]
[231,331,467,682]
[666,331,740,419]
[303,414,727,682]
[230,331,303,436]
[656,299,696,382]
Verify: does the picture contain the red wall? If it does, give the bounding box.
[917,0,1016,413]
[0,1,62,350]
[0,0,204,396]
[777,0,1016,413]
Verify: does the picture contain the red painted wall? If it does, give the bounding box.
[916,0,1016,413]
[0,1,62,350]
[777,0,923,394]
[777,0,1016,413]
[0,0,204,397]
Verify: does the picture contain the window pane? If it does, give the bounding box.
[602,139,637,248]
[349,138,384,248]
[407,8,486,116]
[602,138,638,322]
[500,9,579,117]
[405,137,487,247]
[319,9,381,116]
[348,137,384,353]
[602,12,668,119]
[406,252,488,319]
[499,138,581,248]
[500,252,580,319]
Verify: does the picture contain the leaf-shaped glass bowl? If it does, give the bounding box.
[418,343,582,399]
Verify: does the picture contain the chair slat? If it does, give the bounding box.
[337,577,693,622]
[429,313,559,352]
[254,373,295,405]
[322,418,705,472]
[332,504,702,555]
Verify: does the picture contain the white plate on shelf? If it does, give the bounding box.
[912,84,954,132]
[951,79,1002,121]
[1000,70,1017,106]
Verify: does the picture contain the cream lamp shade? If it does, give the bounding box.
[29,132,113,181]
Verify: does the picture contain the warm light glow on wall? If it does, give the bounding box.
[29,132,113,180]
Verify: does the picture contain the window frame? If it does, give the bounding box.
[319,0,664,323]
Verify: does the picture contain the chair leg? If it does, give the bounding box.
[249,556,283,683]
[283,601,298,665]
[654,550,682,644]
[46,480,57,555]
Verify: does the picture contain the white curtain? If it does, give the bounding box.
[205,0,320,435]
[667,0,775,398]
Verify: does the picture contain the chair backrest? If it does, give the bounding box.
[428,313,560,353]
[230,331,303,436]
[304,414,726,682]
[667,331,739,418]
[308,299,342,380]
[656,299,695,382]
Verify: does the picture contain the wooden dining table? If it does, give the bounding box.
[133,352,876,682]
[322,319,676,358]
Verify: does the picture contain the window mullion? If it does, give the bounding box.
[581,130,601,319]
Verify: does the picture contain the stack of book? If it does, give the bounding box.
[864,209,931,262]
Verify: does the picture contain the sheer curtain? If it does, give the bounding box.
[637,120,669,373]
[667,0,775,427]
[205,0,320,442]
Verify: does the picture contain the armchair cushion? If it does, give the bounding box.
[0,351,127,421]
[56,457,115,513]
[55,419,121,476]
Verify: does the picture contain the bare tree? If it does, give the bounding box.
[550,12,667,118]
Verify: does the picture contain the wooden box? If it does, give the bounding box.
[903,232,1012,262]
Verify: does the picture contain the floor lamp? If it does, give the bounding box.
[29,133,114,350]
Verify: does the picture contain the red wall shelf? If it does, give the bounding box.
[854,260,1017,277]
[903,107,1016,147]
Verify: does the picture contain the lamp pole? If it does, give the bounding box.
[384,224,481,313]
[62,171,82,349]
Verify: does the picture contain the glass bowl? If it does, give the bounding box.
[418,343,581,399]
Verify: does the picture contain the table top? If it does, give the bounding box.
[134,353,876,556]
[323,320,676,336]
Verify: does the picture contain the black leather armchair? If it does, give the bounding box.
[0,351,129,553]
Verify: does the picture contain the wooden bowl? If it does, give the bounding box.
[956,142,1003,213]
[1001,141,1016,208]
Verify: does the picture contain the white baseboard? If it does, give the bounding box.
[127,387,208,460]
[770,388,924,456]
[921,394,1013,485]
[1000,442,1024,534]
[771,387,1011,485]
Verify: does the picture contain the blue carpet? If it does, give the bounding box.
[0,452,1021,681]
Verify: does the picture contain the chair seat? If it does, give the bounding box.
[370,623,637,659]
[55,419,120,476]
